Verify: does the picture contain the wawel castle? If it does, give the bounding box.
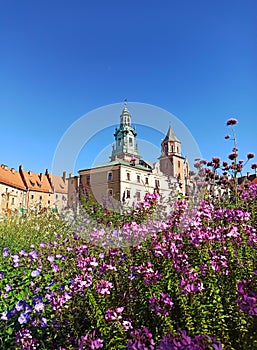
[68,105,191,209]
[1,105,191,214]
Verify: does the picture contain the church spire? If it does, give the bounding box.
[111,103,140,162]
[161,125,181,156]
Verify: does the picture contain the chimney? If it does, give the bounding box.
[11,168,15,174]
[62,171,67,182]
[39,173,43,181]
[45,169,49,175]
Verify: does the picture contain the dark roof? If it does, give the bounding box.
[163,126,180,143]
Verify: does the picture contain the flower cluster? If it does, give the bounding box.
[1,139,257,350]
[157,330,222,350]
[236,278,257,316]
[149,292,173,316]
[127,327,155,350]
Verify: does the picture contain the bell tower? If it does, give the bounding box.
[111,103,140,163]
[159,126,190,191]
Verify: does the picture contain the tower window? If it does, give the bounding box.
[171,145,174,152]
[118,138,121,146]
[129,137,133,146]
[178,161,181,168]
[108,172,113,181]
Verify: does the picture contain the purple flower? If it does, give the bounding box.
[157,330,222,350]
[99,252,105,259]
[45,291,54,302]
[29,250,38,260]
[52,291,72,312]
[122,319,133,331]
[19,249,28,256]
[47,255,55,262]
[5,283,12,292]
[32,316,47,328]
[11,254,20,263]
[78,330,104,350]
[236,279,257,315]
[39,317,47,328]
[32,295,45,313]
[31,270,40,278]
[127,327,155,350]
[15,300,27,312]
[1,311,9,321]
[105,306,124,321]
[149,293,173,316]
[16,328,39,349]
[69,273,93,294]
[51,263,60,273]
[0,272,4,279]
[2,247,9,257]
[95,280,113,295]
[18,312,30,324]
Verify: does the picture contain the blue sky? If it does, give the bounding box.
[0,0,256,176]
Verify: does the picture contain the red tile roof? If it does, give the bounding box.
[20,168,53,193]
[0,164,26,190]
[48,174,68,194]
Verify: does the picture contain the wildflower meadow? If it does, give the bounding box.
[1,119,257,349]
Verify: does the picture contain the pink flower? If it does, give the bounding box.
[228,153,238,160]
[247,153,255,159]
[226,118,238,126]
[96,280,113,295]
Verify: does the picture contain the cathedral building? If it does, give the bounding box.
[68,104,191,208]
